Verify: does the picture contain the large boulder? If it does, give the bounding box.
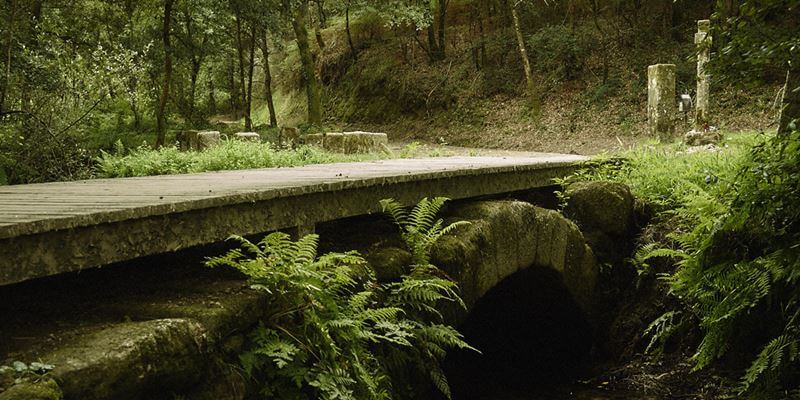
[197,131,221,150]
[564,181,634,236]
[0,379,63,400]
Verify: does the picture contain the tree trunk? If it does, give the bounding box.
[510,2,539,113]
[244,24,255,131]
[260,33,278,127]
[208,78,217,116]
[155,0,174,148]
[345,5,357,62]
[235,13,249,128]
[437,0,447,58]
[477,1,487,69]
[1,0,16,113]
[291,0,322,126]
[778,68,800,137]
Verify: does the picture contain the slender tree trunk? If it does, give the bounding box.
[235,13,249,128]
[244,24,255,131]
[155,0,174,148]
[778,68,800,137]
[510,1,539,112]
[345,5,357,62]
[1,0,16,113]
[208,78,217,115]
[260,33,278,127]
[437,0,447,58]
[477,1,487,69]
[290,0,322,126]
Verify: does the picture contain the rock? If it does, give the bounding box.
[564,181,634,237]
[305,132,389,154]
[45,319,208,400]
[0,378,63,400]
[197,131,221,150]
[279,127,301,148]
[176,130,200,151]
[684,128,721,146]
[233,132,260,142]
[366,246,412,282]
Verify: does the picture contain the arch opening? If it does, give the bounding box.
[444,266,593,399]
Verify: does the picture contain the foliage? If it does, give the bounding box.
[206,198,474,400]
[566,131,800,396]
[0,361,55,386]
[528,25,588,83]
[96,140,385,178]
[709,0,800,83]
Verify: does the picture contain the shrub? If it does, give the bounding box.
[528,25,588,84]
[564,131,800,396]
[96,140,386,178]
[206,198,474,400]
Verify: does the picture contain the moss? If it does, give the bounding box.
[565,181,634,236]
[0,379,63,400]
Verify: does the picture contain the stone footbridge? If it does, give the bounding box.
[0,155,586,286]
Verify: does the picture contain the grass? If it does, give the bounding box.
[564,132,765,211]
[96,140,388,178]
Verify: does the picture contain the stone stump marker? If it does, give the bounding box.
[647,64,676,141]
[176,130,199,151]
[197,131,221,150]
[695,19,712,130]
[234,132,261,142]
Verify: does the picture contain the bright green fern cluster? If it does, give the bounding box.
[206,198,474,400]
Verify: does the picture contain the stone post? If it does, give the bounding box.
[695,19,712,130]
[647,64,676,141]
[197,131,221,150]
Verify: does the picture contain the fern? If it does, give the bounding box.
[207,198,474,400]
[566,131,800,396]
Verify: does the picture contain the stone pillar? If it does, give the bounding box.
[197,131,221,150]
[647,64,676,141]
[695,19,712,130]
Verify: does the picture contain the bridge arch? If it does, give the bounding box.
[431,200,602,397]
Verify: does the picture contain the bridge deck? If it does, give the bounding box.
[0,155,586,286]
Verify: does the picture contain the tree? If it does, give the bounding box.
[155,0,175,148]
[285,0,322,126]
[509,0,539,113]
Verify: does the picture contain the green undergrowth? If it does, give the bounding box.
[207,198,475,400]
[563,131,800,397]
[96,140,387,178]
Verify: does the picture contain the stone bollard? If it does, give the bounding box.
[695,19,712,130]
[176,130,199,151]
[279,127,301,148]
[647,64,676,141]
[197,131,221,150]
[234,132,261,142]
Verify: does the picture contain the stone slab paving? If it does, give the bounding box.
[0,155,587,286]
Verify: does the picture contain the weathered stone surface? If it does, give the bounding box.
[176,130,200,151]
[197,131,221,150]
[305,131,390,154]
[685,128,721,146]
[279,127,301,147]
[431,200,599,319]
[647,64,676,141]
[0,379,63,400]
[0,156,586,286]
[694,20,712,130]
[45,319,208,400]
[233,132,260,142]
[366,246,412,282]
[564,181,634,237]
